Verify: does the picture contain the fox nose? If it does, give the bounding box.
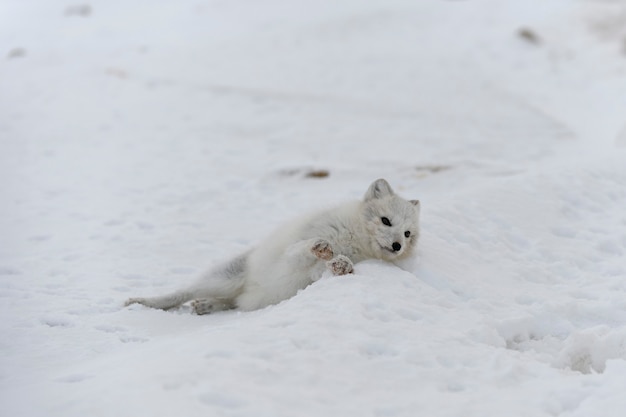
[392,242,401,252]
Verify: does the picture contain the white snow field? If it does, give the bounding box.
[2,0,626,416]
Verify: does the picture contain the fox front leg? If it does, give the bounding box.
[326,255,354,275]
[309,239,354,276]
[310,239,334,260]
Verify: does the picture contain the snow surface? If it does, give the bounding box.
[2,0,626,416]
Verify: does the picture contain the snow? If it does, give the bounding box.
[1,0,626,416]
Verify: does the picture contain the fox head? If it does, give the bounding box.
[361,179,420,261]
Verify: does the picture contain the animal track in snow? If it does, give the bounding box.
[0,266,21,276]
[41,314,76,328]
[94,324,127,334]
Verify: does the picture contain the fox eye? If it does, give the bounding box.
[381,217,392,227]
[404,231,411,238]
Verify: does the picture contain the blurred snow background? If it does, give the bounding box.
[1,0,626,416]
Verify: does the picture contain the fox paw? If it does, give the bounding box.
[191,299,216,315]
[191,300,216,316]
[311,239,334,261]
[327,255,354,276]
[191,299,233,315]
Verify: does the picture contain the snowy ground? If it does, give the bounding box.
[2,0,626,416]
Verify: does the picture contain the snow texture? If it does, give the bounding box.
[1,0,626,416]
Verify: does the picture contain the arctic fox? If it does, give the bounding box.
[125,179,420,314]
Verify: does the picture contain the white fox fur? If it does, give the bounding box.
[125,179,420,314]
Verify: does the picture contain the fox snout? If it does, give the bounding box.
[392,242,402,252]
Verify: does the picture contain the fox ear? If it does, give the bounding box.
[364,179,394,201]
[410,199,420,206]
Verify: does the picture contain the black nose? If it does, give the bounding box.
[392,242,401,252]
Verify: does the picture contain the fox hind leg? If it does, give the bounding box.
[125,253,249,312]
